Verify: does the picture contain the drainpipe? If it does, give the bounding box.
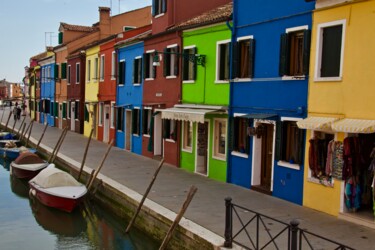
[226,1,236,183]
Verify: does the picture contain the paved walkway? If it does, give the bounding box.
[2,108,375,249]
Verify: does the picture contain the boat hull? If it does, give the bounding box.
[10,162,48,180]
[29,182,86,213]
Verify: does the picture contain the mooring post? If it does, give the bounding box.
[18,116,26,136]
[36,122,48,151]
[26,120,34,147]
[11,118,17,134]
[224,197,233,248]
[290,219,299,250]
[0,108,5,129]
[5,111,12,129]
[78,128,94,182]
[51,127,68,163]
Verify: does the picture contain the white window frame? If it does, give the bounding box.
[145,49,155,81]
[76,63,80,84]
[118,59,125,86]
[110,102,115,128]
[235,35,254,82]
[98,102,104,126]
[100,54,105,82]
[314,19,346,82]
[182,45,196,84]
[133,56,142,85]
[111,51,116,80]
[212,118,227,161]
[215,39,231,83]
[182,121,193,153]
[166,44,178,79]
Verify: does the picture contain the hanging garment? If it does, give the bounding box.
[332,141,344,180]
[325,140,334,176]
[345,176,361,211]
[343,137,353,181]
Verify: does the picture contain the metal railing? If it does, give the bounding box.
[224,197,355,250]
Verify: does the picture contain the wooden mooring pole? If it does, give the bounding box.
[48,127,67,163]
[87,139,113,191]
[125,159,165,233]
[159,185,198,250]
[5,111,12,129]
[21,121,32,141]
[19,123,26,140]
[36,123,48,151]
[78,128,94,182]
[0,108,5,129]
[11,119,17,134]
[51,127,68,163]
[18,116,26,136]
[26,120,34,147]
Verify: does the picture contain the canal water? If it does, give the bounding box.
[0,158,159,250]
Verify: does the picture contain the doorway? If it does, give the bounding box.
[196,121,209,176]
[125,110,132,151]
[70,101,75,131]
[103,104,110,143]
[92,104,97,139]
[252,121,275,194]
[154,113,163,157]
[59,103,62,128]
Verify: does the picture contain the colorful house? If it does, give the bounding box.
[160,3,232,182]
[38,50,56,127]
[114,26,152,153]
[229,0,314,205]
[142,0,231,166]
[298,0,375,225]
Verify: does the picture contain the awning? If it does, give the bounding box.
[240,113,278,120]
[332,118,375,133]
[161,107,222,123]
[297,116,339,130]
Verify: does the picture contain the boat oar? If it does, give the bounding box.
[36,123,48,151]
[87,139,113,191]
[78,128,94,182]
[125,159,165,233]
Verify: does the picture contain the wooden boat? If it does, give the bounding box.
[0,146,37,160]
[10,152,49,179]
[0,131,17,140]
[0,139,21,148]
[29,165,87,213]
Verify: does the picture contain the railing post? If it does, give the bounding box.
[224,197,233,248]
[290,219,299,250]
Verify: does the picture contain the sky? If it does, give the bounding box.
[0,0,151,83]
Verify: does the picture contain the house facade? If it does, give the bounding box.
[38,55,56,126]
[298,0,375,224]
[229,0,314,205]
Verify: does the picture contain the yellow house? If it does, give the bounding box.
[84,45,100,138]
[298,0,375,226]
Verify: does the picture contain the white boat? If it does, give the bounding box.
[29,165,87,212]
[10,152,49,179]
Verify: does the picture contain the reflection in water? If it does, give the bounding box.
[0,157,10,171]
[1,159,159,250]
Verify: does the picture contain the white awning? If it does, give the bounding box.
[161,107,221,123]
[332,118,375,133]
[297,116,339,130]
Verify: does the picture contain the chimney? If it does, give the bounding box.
[99,7,111,38]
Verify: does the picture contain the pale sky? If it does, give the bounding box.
[0,0,151,83]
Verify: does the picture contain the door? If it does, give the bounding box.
[103,105,110,143]
[196,121,209,175]
[70,102,75,131]
[260,123,274,191]
[92,104,97,138]
[125,110,132,151]
[154,113,162,156]
[59,103,62,128]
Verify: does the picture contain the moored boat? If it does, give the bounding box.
[0,131,17,140]
[29,165,87,213]
[0,146,37,160]
[10,152,49,179]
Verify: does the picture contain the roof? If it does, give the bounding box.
[168,2,232,31]
[59,22,98,33]
[30,51,49,61]
[115,30,152,47]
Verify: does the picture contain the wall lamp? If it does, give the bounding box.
[152,51,206,67]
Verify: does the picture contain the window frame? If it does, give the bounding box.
[231,114,250,158]
[235,35,255,81]
[94,57,99,82]
[144,50,156,81]
[111,51,116,80]
[110,102,115,128]
[133,56,142,85]
[132,108,140,136]
[213,118,227,160]
[67,64,71,84]
[76,63,80,84]
[216,39,231,83]
[118,59,125,85]
[153,0,166,18]
[100,54,105,82]
[182,45,197,83]
[314,19,346,82]
[182,121,193,153]
[164,44,179,79]
[142,108,152,137]
[98,102,104,126]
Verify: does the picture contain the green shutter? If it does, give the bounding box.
[279,33,290,76]
[58,32,63,44]
[303,29,311,75]
[54,102,58,117]
[63,103,66,118]
[248,39,255,78]
[54,64,59,79]
[275,120,283,161]
[61,63,67,79]
[84,104,89,122]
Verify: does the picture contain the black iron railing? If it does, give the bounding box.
[224,197,355,250]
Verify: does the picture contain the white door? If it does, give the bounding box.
[103,105,110,143]
[70,102,75,131]
[154,113,162,156]
[59,103,62,128]
[125,110,132,151]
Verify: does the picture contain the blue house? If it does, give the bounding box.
[115,31,150,155]
[38,55,56,127]
[228,0,315,205]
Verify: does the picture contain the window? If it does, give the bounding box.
[111,51,116,79]
[182,121,193,151]
[117,107,124,131]
[217,40,231,82]
[58,32,63,44]
[76,63,80,84]
[143,52,156,79]
[62,102,67,119]
[111,102,115,128]
[163,120,176,141]
[152,0,166,16]
[163,45,179,78]
[182,47,197,81]
[118,60,125,85]
[67,102,70,119]
[132,108,140,135]
[234,37,255,79]
[315,20,346,80]
[87,60,91,82]
[276,120,304,165]
[54,102,58,118]
[133,57,142,84]
[44,99,50,114]
[54,64,59,79]
[123,26,135,31]
[100,55,105,81]
[50,101,54,116]
[61,63,67,79]
[84,103,89,122]
[233,117,249,154]
[214,119,227,159]
[99,102,103,126]
[67,65,71,84]
[94,57,99,81]
[142,109,152,135]
[75,101,80,120]
[279,26,311,77]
